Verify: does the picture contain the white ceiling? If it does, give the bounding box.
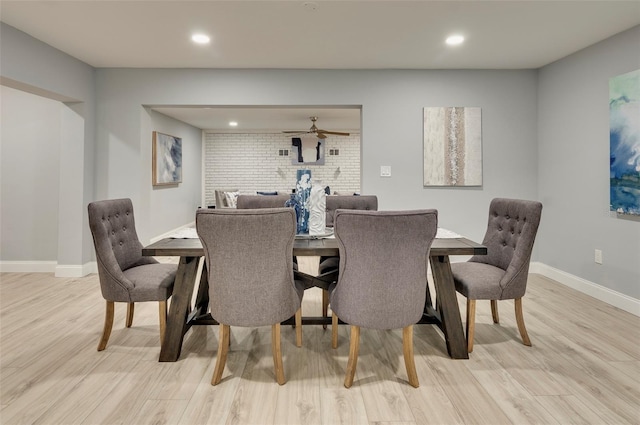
[2,0,638,131]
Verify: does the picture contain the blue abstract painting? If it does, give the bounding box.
[610,69,640,215]
[153,131,182,186]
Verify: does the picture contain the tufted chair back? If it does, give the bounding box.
[325,195,378,227]
[469,198,542,299]
[236,194,291,209]
[88,198,158,301]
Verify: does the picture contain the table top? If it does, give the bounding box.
[142,235,486,257]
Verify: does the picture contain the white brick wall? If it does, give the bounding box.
[204,133,361,207]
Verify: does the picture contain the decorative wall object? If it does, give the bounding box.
[292,135,325,165]
[152,131,182,186]
[423,107,482,186]
[308,180,327,236]
[295,169,312,233]
[610,69,640,216]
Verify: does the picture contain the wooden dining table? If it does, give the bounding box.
[143,235,486,362]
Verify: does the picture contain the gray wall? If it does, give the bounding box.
[0,22,96,271]
[146,109,203,236]
[537,26,640,299]
[95,68,538,244]
[1,86,61,261]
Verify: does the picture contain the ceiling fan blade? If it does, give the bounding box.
[316,132,327,139]
[317,130,350,136]
[283,130,309,133]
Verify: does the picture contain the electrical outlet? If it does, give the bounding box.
[594,249,603,265]
[380,166,391,177]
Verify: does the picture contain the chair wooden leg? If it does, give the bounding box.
[402,325,419,388]
[272,323,286,385]
[491,300,499,324]
[158,301,167,346]
[126,302,135,328]
[514,298,532,347]
[322,289,329,330]
[211,324,230,385]
[331,313,339,349]
[344,325,360,388]
[98,301,115,351]
[466,299,476,353]
[295,308,302,348]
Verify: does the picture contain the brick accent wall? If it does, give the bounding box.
[204,132,361,207]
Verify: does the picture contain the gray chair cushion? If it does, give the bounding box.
[329,209,438,330]
[88,198,176,303]
[123,263,176,301]
[451,262,505,299]
[196,208,303,327]
[451,198,542,300]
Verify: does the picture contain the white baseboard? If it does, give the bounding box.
[149,221,196,244]
[55,262,96,277]
[0,223,194,277]
[0,261,97,277]
[0,261,57,273]
[530,262,639,317]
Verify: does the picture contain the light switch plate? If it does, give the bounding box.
[380,166,391,177]
[594,249,603,265]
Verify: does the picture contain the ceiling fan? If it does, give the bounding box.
[283,116,350,139]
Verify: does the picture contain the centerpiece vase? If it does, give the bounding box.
[295,169,312,234]
[308,179,326,236]
[284,192,302,232]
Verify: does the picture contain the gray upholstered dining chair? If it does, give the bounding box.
[318,195,378,327]
[324,195,379,228]
[236,193,299,269]
[196,208,304,385]
[329,209,438,388]
[450,198,543,353]
[87,198,176,351]
[236,194,291,209]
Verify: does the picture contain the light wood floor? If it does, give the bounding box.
[1,257,638,425]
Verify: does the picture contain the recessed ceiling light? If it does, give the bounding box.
[191,34,210,44]
[228,121,238,127]
[445,35,465,46]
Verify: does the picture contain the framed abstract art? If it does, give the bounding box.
[610,69,640,215]
[152,131,182,186]
[423,107,482,187]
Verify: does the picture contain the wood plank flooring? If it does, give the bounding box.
[1,257,638,425]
